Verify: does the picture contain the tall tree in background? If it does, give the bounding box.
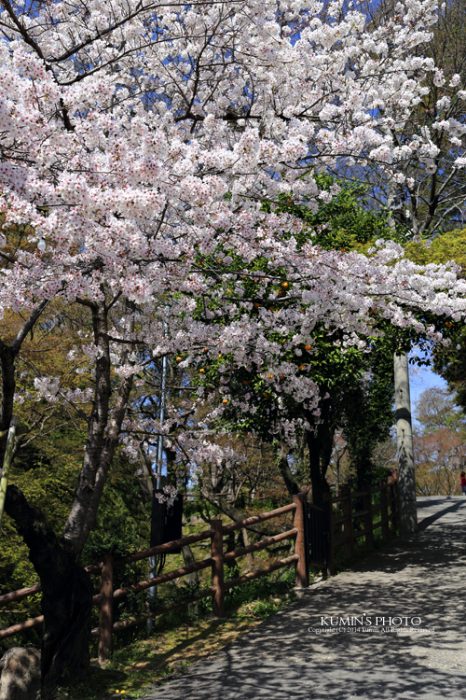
[414,386,466,495]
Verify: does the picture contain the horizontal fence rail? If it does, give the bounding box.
[0,497,306,662]
[0,485,399,657]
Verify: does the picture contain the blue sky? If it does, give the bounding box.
[409,358,449,424]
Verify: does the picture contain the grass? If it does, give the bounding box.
[58,567,299,700]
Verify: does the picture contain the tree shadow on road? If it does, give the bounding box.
[143,501,466,699]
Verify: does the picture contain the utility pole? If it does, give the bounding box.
[394,353,417,534]
[387,179,417,534]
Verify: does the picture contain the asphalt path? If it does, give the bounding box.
[141,496,466,700]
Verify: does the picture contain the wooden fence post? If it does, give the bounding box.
[364,487,374,549]
[342,486,354,558]
[380,481,389,540]
[211,519,225,618]
[323,492,335,577]
[98,553,114,665]
[293,494,309,588]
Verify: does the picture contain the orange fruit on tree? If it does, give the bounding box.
[222,399,228,404]
[281,281,289,289]
[304,344,312,351]
[176,356,182,362]
[299,364,306,371]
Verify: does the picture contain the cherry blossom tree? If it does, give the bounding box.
[2,0,466,694]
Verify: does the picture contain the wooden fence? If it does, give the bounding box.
[0,483,399,662]
[325,480,400,575]
[0,494,307,663]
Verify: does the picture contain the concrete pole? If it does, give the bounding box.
[394,353,417,534]
[387,177,417,535]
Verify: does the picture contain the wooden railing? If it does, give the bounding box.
[325,480,400,575]
[0,485,400,659]
[0,494,307,663]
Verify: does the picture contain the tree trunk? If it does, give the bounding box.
[356,450,373,493]
[5,485,93,700]
[241,528,254,571]
[306,427,332,507]
[276,441,300,496]
[305,399,334,507]
[1,300,135,697]
[307,430,327,507]
[181,545,199,616]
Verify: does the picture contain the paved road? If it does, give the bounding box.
[141,497,466,700]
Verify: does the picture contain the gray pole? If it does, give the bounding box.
[387,177,417,534]
[394,353,417,534]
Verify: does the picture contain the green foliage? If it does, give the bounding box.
[1,424,86,591]
[0,425,151,653]
[186,175,405,489]
[414,386,466,434]
[182,498,221,521]
[341,344,395,489]
[81,455,150,565]
[269,174,394,251]
[405,227,466,271]
[406,228,466,410]
[434,340,466,414]
[223,565,295,612]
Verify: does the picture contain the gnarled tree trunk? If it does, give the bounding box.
[5,485,94,700]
